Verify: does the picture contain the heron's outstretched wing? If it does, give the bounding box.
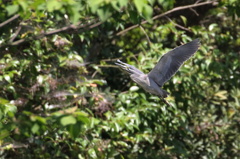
[148,39,200,87]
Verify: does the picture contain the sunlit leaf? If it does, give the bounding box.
[180,15,187,26]
[214,90,228,100]
[134,0,147,12]
[130,86,139,92]
[3,75,11,83]
[46,0,62,12]
[31,123,40,133]
[6,5,19,16]
[60,115,77,126]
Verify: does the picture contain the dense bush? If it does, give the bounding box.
[0,0,239,158]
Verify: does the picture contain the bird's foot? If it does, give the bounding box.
[161,98,172,107]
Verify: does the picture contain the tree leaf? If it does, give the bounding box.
[60,115,77,126]
[134,0,147,13]
[130,86,139,92]
[143,5,153,21]
[180,15,187,26]
[6,5,19,16]
[97,6,111,21]
[46,0,62,12]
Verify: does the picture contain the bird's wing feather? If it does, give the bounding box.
[148,39,200,87]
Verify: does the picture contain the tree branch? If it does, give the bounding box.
[9,25,22,43]
[0,1,216,48]
[116,1,217,36]
[0,14,20,28]
[0,20,103,48]
[165,16,191,32]
[139,25,152,45]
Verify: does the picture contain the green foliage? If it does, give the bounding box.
[0,0,240,158]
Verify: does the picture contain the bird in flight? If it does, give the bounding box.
[115,39,200,105]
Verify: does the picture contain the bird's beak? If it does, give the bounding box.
[115,59,131,73]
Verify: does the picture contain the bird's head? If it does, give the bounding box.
[115,59,143,75]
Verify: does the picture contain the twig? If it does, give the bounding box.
[42,21,103,36]
[116,1,216,36]
[139,25,152,45]
[9,25,22,43]
[165,16,191,32]
[190,8,199,16]
[44,22,82,36]
[0,14,20,28]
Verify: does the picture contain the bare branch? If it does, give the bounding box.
[190,8,199,16]
[116,1,216,36]
[165,16,191,32]
[0,14,20,28]
[9,25,22,43]
[139,26,152,45]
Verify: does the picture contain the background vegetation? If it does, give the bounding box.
[0,0,239,158]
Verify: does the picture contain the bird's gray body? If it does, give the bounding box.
[130,73,169,98]
[115,39,200,98]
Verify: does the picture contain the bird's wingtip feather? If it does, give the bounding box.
[193,38,201,46]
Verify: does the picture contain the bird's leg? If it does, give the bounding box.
[161,98,172,107]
